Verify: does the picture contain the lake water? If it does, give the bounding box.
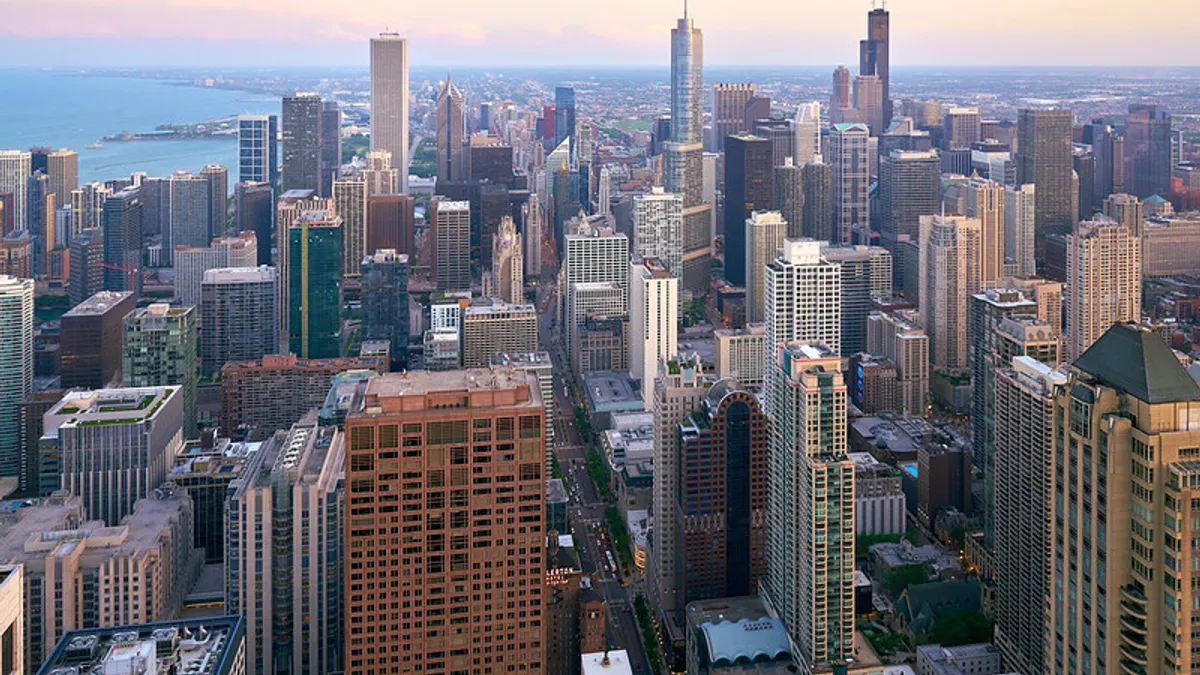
[0,69,279,183]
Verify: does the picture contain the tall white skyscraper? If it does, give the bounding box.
[764,239,842,359]
[794,102,822,165]
[633,189,683,277]
[763,342,855,670]
[630,259,678,410]
[0,151,32,233]
[1065,218,1141,359]
[0,276,33,477]
[1004,184,1037,276]
[370,33,409,194]
[561,222,630,350]
[597,165,612,216]
[666,7,712,292]
[965,177,1005,287]
[745,211,788,324]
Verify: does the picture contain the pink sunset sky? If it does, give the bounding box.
[2,0,1197,67]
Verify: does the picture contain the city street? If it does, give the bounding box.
[538,278,655,674]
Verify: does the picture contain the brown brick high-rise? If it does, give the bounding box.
[345,369,546,675]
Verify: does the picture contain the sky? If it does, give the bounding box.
[2,0,1198,68]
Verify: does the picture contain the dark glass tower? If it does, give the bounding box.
[554,87,576,160]
[288,213,343,358]
[1016,108,1074,261]
[361,250,410,369]
[282,94,324,195]
[101,187,143,295]
[1124,104,1172,199]
[723,134,773,286]
[859,7,891,128]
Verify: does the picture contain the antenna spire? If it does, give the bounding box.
[684,0,688,20]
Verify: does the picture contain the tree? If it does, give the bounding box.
[885,564,930,594]
[929,609,993,646]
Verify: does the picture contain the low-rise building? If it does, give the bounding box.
[685,596,795,675]
[915,643,1003,675]
[848,452,906,534]
[35,615,246,675]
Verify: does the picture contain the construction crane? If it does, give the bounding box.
[97,261,146,293]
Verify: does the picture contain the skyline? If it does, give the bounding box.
[2,0,1198,68]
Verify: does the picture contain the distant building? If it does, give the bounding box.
[124,304,199,438]
[173,232,258,310]
[200,266,278,377]
[1016,108,1074,251]
[282,93,324,195]
[461,301,539,368]
[0,276,33,479]
[370,33,410,194]
[239,114,279,185]
[36,614,244,675]
[724,134,774,286]
[830,123,871,244]
[61,290,135,389]
[431,199,471,293]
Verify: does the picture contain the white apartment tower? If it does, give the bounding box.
[560,223,630,351]
[633,189,683,278]
[764,238,842,362]
[794,102,822,165]
[0,276,33,478]
[630,259,678,410]
[333,178,367,277]
[0,151,32,232]
[1004,184,1037,276]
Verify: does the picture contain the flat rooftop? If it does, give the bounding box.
[202,266,276,284]
[64,291,132,316]
[582,651,633,675]
[36,615,244,675]
[491,352,553,368]
[46,387,177,434]
[362,368,542,401]
[582,371,641,407]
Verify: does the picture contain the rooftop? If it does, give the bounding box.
[201,266,276,284]
[685,596,792,672]
[1073,323,1200,403]
[362,249,409,265]
[36,615,244,675]
[46,387,177,434]
[360,368,542,404]
[582,651,633,675]
[64,291,133,316]
[491,352,553,369]
[464,302,537,318]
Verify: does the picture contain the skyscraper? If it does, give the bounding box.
[878,149,941,244]
[763,343,855,670]
[174,233,258,310]
[801,161,833,242]
[712,83,756,152]
[859,6,891,128]
[123,304,198,439]
[168,170,210,254]
[1016,108,1074,254]
[226,415,345,675]
[361,150,400,196]
[200,267,278,376]
[46,149,78,210]
[0,276,33,478]
[321,100,342,192]
[1065,218,1141,359]
[370,33,409,194]
[852,75,884,135]
[561,221,629,351]
[491,216,523,304]
[633,189,683,278]
[1102,192,1144,237]
[333,178,367,277]
[943,107,981,150]
[360,249,409,369]
[774,161,804,240]
[0,151,31,233]
[44,386,183,526]
[100,187,142,293]
[1048,325,1200,675]
[343,370,547,675]
[282,93,324,195]
[822,244,893,356]
[630,258,678,410]
[964,176,1006,286]
[436,76,465,182]
[724,134,774,285]
[238,115,279,185]
[1124,103,1172,199]
[919,215,982,370]
[555,86,577,159]
[830,123,871,244]
[289,212,343,359]
[1004,184,1037,276]
[744,211,788,324]
[667,7,712,292]
[235,181,274,266]
[830,66,853,124]
[62,290,135,389]
[764,239,842,362]
[461,301,539,369]
[431,199,471,293]
[794,102,822,166]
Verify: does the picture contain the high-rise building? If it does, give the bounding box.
[943,107,981,150]
[461,301,539,368]
[744,211,788,324]
[713,83,756,152]
[239,114,279,185]
[282,93,324,195]
[633,189,683,278]
[794,102,821,166]
[61,290,135,389]
[431,199,471,293]
[366,193,415,256]
[0,276,33,478]
[764,239,842,360]
[667,7,712,293]
[866,309,930,415]
[763,343,855,670]
[45,149,78,210]
[801,160,833,242]
[361,150,400,196]
[1125,104,1172,199]
[753,118,796,171]
[630,259,678,410]
[1065,218,1141,359]
[714,324,766,389]
[1048,325,1200,675]
[822,244,893,356]
[561,222,629,352]
[556,86,577,160]
[0,151,31,233]
[523,199,543,278]
[101,187,142,293]
[226,415,345,675]
[321,101,342,193]
[491,216,524,305]
[676,381,768,603]
[200,266,279,377]
[123,303,198,438]
[174,232,258,309]
[71,181,110,236]
[1004,184,1037,276]
[25,173,53,275]
[919,215,982,370]
[724,134,774,285]
[852,75,884,135]
[878,149,941,251]
[964,177,1006,286]
[437,76,465,182]
[1074,146,1096,219]
[333,178,367,276]
[289,211,343,358]
[370,33,409,194]
[168,170,211,256]
[830,66,853,124]
[859,6,891,127]
[1102,192,1144,237]
[42,386,183,525]
[343,370,547,675]
[235,181,274,265]
[68,228,104,305]
[774,161,804,240]
[201,164,228,236]
[650,354,711,625]
[360,250,409,369]
[1016,108,1074,252]
[830,123,871,244]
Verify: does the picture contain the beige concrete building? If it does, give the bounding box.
[333,177,368,277]
[370,33,409,194]
[714,324,766,389]
[0,565,21,675]
[491,216,524,304]
[964,177,1005,287]
[174,231,258,310]
[919,215,982,370]
[1142,216,1200,277]
[989,275,1063,339]
[1065,219,1141,359]
[744,211,788,324]
[866,309,930,416]
[1103,192,1144,237]
[461,301,539,368]
[1049,325,1200,675]
[432,200,471,293]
